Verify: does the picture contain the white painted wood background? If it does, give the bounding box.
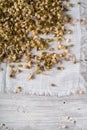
[0,0,87,130]
[0,94,87,130]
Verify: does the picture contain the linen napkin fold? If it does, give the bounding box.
[0,0,86,96]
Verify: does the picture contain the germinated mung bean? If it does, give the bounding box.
[0,0,76,79]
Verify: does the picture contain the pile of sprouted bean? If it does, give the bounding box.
[0,0,81,84]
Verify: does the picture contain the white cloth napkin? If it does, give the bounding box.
[0,0,86,96]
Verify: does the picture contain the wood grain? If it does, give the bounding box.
[0,1,87,130]
[0,94,87,130]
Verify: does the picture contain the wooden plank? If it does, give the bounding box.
[0,94,87,130]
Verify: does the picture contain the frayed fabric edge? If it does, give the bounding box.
[6,85,86,97]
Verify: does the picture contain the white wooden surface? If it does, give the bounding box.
[0,94,87,130]
[0,1,87,130]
